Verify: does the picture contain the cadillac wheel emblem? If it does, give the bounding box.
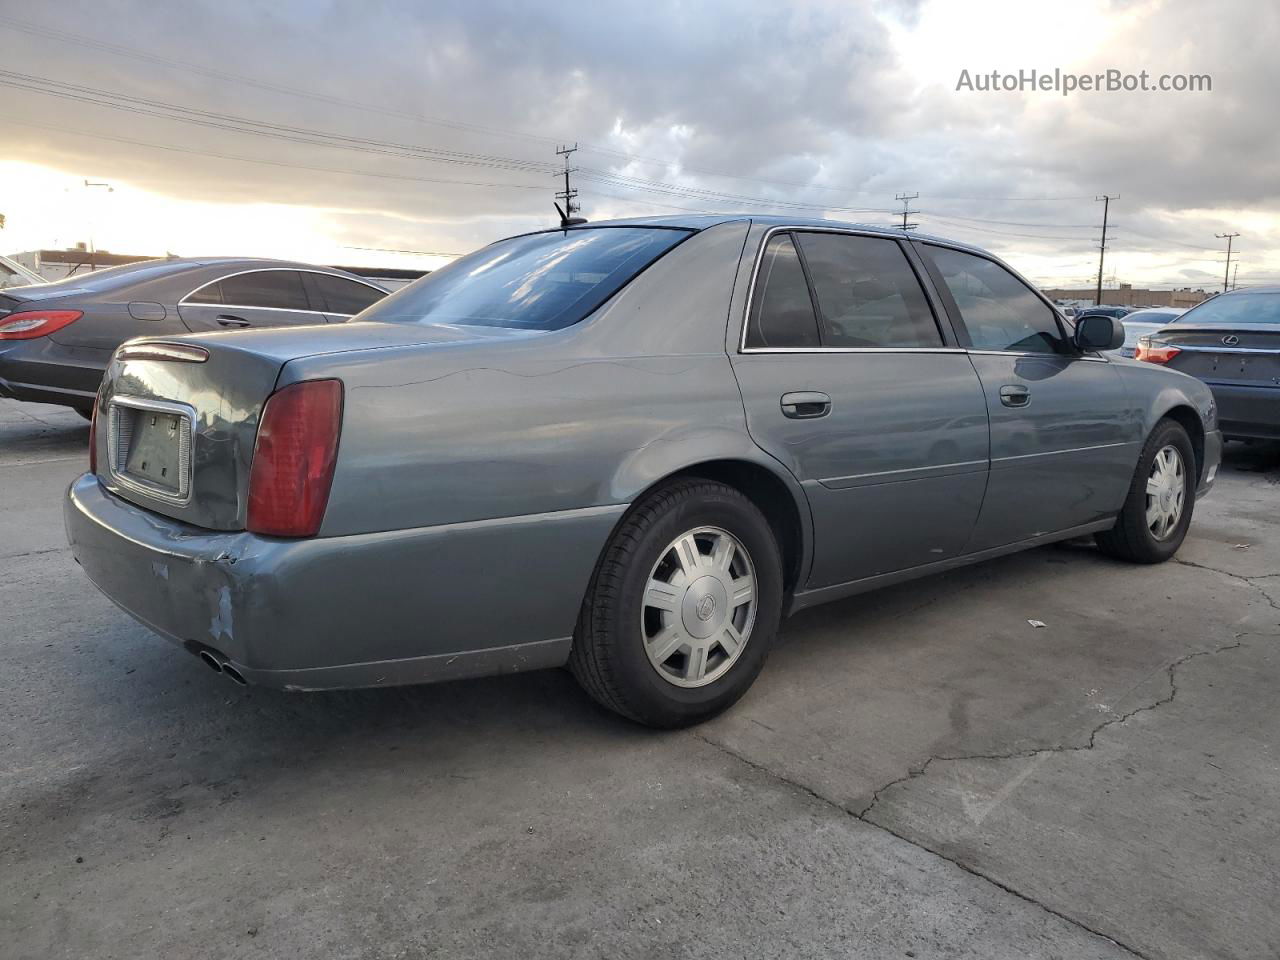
[1222,334,1240,345]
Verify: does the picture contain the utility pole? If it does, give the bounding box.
[554,144,579,226]
[894,192,919,231]
[1232,261,1239,291]
[83,180,113,272]
[1216,232,1240,294]
[1095,194,1117,306]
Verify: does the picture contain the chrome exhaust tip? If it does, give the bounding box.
[222,664,248,686]
[199,650,224,674]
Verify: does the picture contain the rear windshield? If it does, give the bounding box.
[1174,292,1280,325]
[360,227,690,331]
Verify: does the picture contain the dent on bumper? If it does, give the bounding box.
[64,474,622,688]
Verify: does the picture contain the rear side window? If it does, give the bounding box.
[745,234,820,348]
[795,233,941,348]
[360,227,688,331]
[189,270,311,311]
[925,247,1066,354]
[312,274,386,315]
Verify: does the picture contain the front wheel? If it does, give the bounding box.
[569,478,783,728]
[1095,419,1196,563]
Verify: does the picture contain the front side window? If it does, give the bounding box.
[313,274,386,316]
[216,270,311,311]
[745,234,821,348]
[926,247,1065,354]
[795,233,941,348]
[360,227,688,331]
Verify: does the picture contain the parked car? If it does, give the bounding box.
[1076,304,1135,321]
[1113,307,1186,358]
[0,257,388,416]
[1136,287,1280,439]
[65,216,1221,727]
[0,253,45,289]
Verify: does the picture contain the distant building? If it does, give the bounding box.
[1040,282,1211,309]
[12,244,153,282]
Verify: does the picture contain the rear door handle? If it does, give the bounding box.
[781,391,831,419]
[999,384,1031,407]
[216,314,251,328]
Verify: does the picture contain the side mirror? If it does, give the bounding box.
[1073,314,1125,352]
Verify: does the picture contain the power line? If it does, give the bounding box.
[1095,195,1117,306]
[1215,232,1240,294]
[555,143,580,223]
[894,192,919,231]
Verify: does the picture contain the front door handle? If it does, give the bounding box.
[216,314,251,328]
[999,384,1031,407]
[781,391,831,419]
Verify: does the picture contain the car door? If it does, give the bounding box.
[177,269,328,332]
[729,228,991,589]
[304,271,388,323]
[918,243,1139,551]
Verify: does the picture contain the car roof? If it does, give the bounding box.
[563,214,994,256]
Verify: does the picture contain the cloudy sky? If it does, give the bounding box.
[0,0,1276,289]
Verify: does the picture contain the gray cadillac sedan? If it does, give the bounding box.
[65,216,1222,727]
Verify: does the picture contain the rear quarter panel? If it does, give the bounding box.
[282,220,767,538]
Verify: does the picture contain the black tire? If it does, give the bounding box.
[1095,419,1197,563]
[74,406,94,421]
[569,478,783,728]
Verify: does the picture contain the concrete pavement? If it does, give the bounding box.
[1,396,1277,959]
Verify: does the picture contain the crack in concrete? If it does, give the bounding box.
[692,632,1261,960]
[855,638,1245,820]
[691,728,1154,959]
[1172,557,1280,612]
[0,546,70,562]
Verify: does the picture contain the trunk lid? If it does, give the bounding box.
[1157,322,1280,387]
[95,321,536,530]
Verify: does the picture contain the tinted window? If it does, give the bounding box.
[361,227,687,331]
[927,247,1065,354]
[215,270,310,311]
[313,273,386,315]
[1173,292,1280,325]
[745,234,820,348]
[795,233,941,348]
[185,281,222,305]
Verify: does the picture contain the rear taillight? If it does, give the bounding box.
[1134,337,1182,364]
[0,310,82,340]
[246,379,343,537]
[88,397,99,474]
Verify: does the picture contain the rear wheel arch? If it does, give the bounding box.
[1159,404,1205,483]
[603,457,810,598]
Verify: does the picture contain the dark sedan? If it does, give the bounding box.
[0,257,388,415]
[1136,288,1280,439]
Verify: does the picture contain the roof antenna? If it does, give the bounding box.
[554,202,587,230]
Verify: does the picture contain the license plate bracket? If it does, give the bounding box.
[107,397,194,502]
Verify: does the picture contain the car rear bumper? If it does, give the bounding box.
[65,474,622,689]
[0,340,106,409]
[1199,427,1223,498]
[1206,382,1280,440]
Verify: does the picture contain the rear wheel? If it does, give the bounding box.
[569,478,783,728]
[74,406,93,421]
[1095,419,1196,563]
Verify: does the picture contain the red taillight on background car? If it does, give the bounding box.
[1134,336,1182,364]
[246,379,343,537]
[0,310,83,340]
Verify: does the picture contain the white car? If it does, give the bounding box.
[0,254,44,290]
[1115,308,1185,358]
